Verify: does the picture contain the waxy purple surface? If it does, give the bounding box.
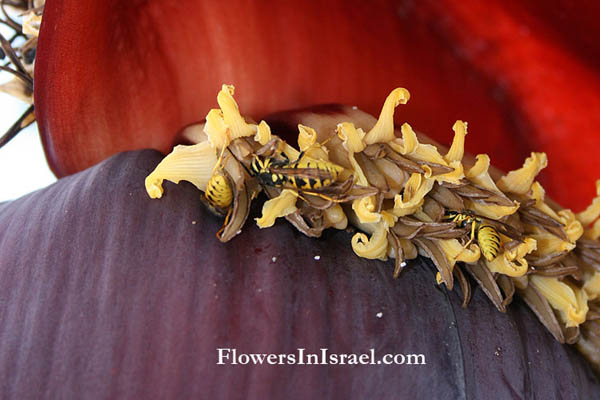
[0,151,598,399]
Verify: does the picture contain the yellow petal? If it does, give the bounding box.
[577,180,600,226]
[530,275,589,328]
[297,124,329,160]
[352,196,381,224]
[465,154,519,219]
[437,239,481,267]
[485,237,537,277]
[298,124,318,151]
[364,88,410,144]
[434,160,464,185]
[337,122,366,153]
[145,142,217,199]
[348,154,369,186]
[217,84,256,140]
[529,226,576,256]
[255,121,272,145]
[255,190,298,228]
[583,272,600,301]
[530,182,563,220]
[466,154,499,192]
[497,152,548,195]
[391,123,448,166]
[351,224,389,260]
[392,173,435,217]
[380,210,398,228]
[557,210,584,243]
[584,218,600,240]
[445,120,467,163]
[204,109,230,149]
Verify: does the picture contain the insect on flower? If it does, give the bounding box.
[249,148,351,202]
[443,210,502,262]
[205,173,233,214]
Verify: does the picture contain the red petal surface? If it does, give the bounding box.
[35,0,600,209]
[0,150,598,398]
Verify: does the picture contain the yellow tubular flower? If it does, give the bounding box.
[255,190,299,228]
[204,109,230,149]
[216,84,256,140]
[465,154,519,219]
[336,122,369,186]
[298,124,329,160]
[364,88,410,144]
[444,120,467,163]
[466,154,501,192]
[530,275,589,328]
[529,226,576,256]
[353,196,381,224]
[298,124,318,151]
[530,182,563,220]
[497,152,548,195]
[145,141,217,199]
[583,272,600,301]
[557,210,584,243]
[337,122,366,153]
[528,184,583,244]
[255,121,272,145]
[351,223,389,261]
[437,239,480,267]
[577,180,600,226]
[486,237,537,277]
[389,123,448,166]
[392,173,435,217]
[584,218,600,240]
[434,160,464,185]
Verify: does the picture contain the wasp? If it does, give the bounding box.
[205,174,233,212]
[250,151,344,193]
[443,210,502,262]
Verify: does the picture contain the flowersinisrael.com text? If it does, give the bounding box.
[217,348,426,366]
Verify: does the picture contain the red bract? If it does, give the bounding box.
[34,1,599,209]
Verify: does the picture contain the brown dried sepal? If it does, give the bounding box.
[518,284,580,344]
[464,261,507,313]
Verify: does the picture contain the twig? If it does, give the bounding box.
[0,104,35,149]
[0,0,22,31]
[0,65,33,87]
[0,31,27,75]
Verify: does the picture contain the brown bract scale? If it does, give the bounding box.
[146,85,600,373]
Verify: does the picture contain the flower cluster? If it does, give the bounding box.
[145,85,600,370]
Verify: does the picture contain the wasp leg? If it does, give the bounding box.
[301,191,347,203]
[216,207,234,240]
[453,221,477,261]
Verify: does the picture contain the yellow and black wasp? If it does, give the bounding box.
[443,210,502,262]
[250,150,345,196]
[205,173,233,215]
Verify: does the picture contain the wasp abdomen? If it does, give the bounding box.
[205,174,233,210]
[477,224,501,261]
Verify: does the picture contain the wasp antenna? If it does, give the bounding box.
[320,135,334,146]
